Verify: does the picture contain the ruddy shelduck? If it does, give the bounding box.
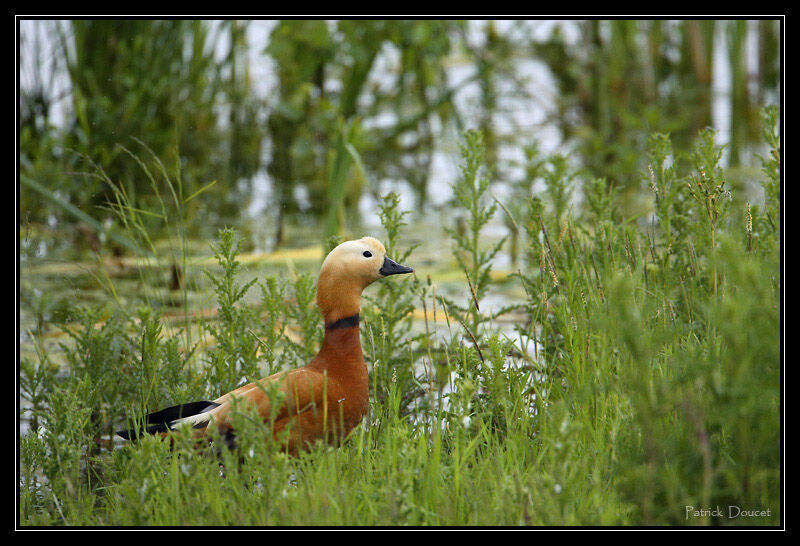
[118,237,413,454]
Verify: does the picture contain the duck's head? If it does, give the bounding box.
[316,237,413,322]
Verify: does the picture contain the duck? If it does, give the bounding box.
[117,237,413,454]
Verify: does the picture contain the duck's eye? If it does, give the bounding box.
[363,251,372,258]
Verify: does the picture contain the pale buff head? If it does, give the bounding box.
[316,237,413,323]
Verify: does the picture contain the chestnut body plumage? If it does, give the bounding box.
[117,237,413,454]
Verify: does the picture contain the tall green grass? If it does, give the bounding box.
[19,112,780,526]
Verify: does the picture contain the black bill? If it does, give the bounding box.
[379,256,414,276]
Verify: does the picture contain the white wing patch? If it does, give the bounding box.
[171,406,219,429]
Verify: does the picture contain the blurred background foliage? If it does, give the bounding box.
[20,19,780,254]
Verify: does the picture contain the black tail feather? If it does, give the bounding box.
[115,422,171,441]
[116,401,219,440]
